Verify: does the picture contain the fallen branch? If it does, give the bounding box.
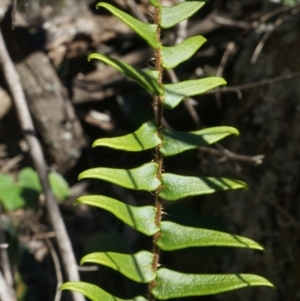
[205,71,300,97]
[0,29,85,301]
[0,155,23,174]
[0,206,14,291]
[0,270,16,301]
[200,146,264,166]
[45,239,63,301]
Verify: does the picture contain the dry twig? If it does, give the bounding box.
[200,146,264,166]
[251,17,284,64]
[0,155,23,174]
[0,207,13,290]
[0,29,85,301]
[45,239,63,301]
[125,0,148,23]
[0,270,16,301]
[205,71,300,97]
[215,41,237,108]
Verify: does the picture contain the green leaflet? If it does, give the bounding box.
[0,168,70,211]
[96,3,159,49]
[48,171,70,201]
[18,168,69,202]
[164,77,226,109]
[151,269,274,299]
[93,121,161,151]
[88,53,162,95]
[60,282,147,301]
[157,221,264,251]
[0,175,24,211]
[75,195,159,236]
[81,251,155,283]
[79,163,160,191]
[160,2,205,28]
[161,36,206,69]
[160,174,247,201]
[160,126,239,156]
[61,2,274,300]
[146,70,160,80]
[149,0,159,6]
[18,168,41,191]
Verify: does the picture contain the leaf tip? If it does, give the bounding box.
[79,257,85,266]
[231,127,240,136]
[73,198,80,206]
[95,2,104,10]
[237,181,248,192]
[87,53,98,62]
[91,140,98,148]
[250,236,265,251]
[253,242,265,252]
[58,282,68,291]
[78,171,86,181]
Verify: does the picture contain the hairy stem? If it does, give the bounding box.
[149,6,163,301]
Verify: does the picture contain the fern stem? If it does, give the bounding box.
[149,5,163,301]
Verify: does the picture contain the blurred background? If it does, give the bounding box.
[0,0,300,300]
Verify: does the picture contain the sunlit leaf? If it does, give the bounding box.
[157,221,264,251]
[161,36,206,69]
[88,53,162,95]
[160,2,205,28]
[96,3,159,48]
[93,121,161,151]
[49,171,69,202]
[149,0,159,6]
[160,126,239,156]
[151,269,274,299]
[164,77,226,109]
[60,282,147,301]
[81,251,155,283]
[18,167,41,191]
[76,195,159,236]
[0,175,24,211]
[18,167,69,201]
[160,174,247,201]
[79,163,160,191]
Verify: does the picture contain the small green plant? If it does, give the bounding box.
[0,167,69,211]
[61,1,273,300]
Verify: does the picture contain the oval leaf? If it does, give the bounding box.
[49,171,69,202]
[89,53,162,95]
[96,3,159,48]
[81,251,155,283]
[157,221,263,251]
[79,163,160,191]
[152,269,274,299]
[0,174,24,211]
[160,126,239,156]
[76,195,159,236]
[163,77,226,109]
[18,168,69,201]
[60,282,147,301]
[18,167,41,192]
[93,121,161,151]
[160,2,205,28]
[159,174,247,201]
[161,36,206,69]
